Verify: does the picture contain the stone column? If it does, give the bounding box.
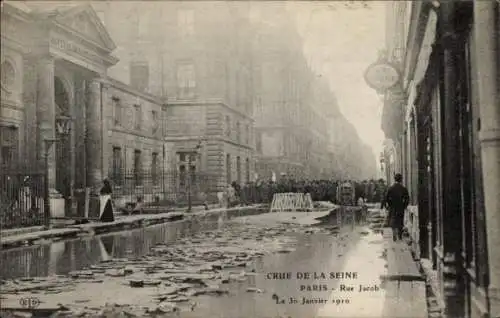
[474,2,500,316]
[85,79,103,195]
[439,2,465,316]
[73,75,86,189]
[67,77,77,217]
[410,117,419,204]
[36,56,59,196]
[23,58,38,168]
[101,82,111,180]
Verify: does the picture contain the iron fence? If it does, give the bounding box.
[108,169,223,208]
[0,169,47,230]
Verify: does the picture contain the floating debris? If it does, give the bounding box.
[246,287,264,293]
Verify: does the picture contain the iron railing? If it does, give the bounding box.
[0,170,47,230]
[108,169,223,208]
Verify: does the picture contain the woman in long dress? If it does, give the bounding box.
[99,179,115,222]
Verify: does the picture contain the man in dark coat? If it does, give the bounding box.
[381,173,409,241]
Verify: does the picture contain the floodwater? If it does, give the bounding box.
[0,210,372,318]
[0,212,229,280]
[181,229,362,318]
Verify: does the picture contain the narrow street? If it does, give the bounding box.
[0,209,427,318]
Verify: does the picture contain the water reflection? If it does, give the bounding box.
[181,232,352,318]
[1,213,226,280]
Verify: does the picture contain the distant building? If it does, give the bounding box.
[250,4,330,180]
[93,1,255,191]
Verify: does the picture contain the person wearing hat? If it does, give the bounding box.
[381,173,409,241]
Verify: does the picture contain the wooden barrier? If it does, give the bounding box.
[270,193,314,212]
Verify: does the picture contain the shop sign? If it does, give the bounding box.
[364,61,401,93]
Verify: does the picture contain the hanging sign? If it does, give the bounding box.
[364,61,401,93]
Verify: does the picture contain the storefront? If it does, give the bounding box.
[380,1,499,317]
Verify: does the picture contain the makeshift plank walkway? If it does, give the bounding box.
[380,228,427,318]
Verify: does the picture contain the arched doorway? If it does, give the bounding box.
[54,76,71,203]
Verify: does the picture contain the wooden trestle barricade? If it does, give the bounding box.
[270,193,314,212]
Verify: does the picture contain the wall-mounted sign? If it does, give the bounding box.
[364,61,401,93]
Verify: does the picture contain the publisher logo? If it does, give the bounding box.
[19,297,40,309]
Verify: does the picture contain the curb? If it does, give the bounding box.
[419,259,446,317]
[0,204,268,250]
[0,228,82,249]
[404,235,445,317]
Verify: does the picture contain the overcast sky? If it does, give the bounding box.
[287,1,387,158]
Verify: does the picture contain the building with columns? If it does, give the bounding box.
[1,3,169,216]
[381,1,500,317]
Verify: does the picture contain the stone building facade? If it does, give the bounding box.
[92,1,255,189]
[1,3,118,216]
[105,78,167,206]
[1,3,169,215]
[165,101,253,191]
[382,1,500,317]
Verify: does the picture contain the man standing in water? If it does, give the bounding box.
[381,173,409,241]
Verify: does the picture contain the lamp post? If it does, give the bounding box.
[43,115,73,229]
[186,141,202,212]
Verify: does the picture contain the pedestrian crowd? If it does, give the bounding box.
[222,178,388,208]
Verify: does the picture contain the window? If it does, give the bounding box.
[189,164,196,185]
[130,61,149,92]
[245,124,250,145]
[226,154,231,184]
[256,132,262,153]
[236,156,241,184]
[177,151,196,188]
[176,62,196,99]
[179,164,186,187]
[225,116,231,137]
[152,110,159,134]
[177,9,194,36]
[0,126,18,169]
[133,150,142,186]
[112,147,122,186]
[236,121,241,143]
[134,104,142,130]
[152,152,159,186]
[112,97,122,126]
[246,158,250,182]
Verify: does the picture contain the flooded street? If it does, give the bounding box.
[1,214,228,280]
[0,211,370,318]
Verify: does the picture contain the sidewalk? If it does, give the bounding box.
[0,204,268,250]
[316,226,427,318]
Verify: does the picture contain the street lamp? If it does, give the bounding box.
[186,141,202,212]
[43,115,73,229]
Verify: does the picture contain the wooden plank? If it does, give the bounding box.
[383,229,422,277]
[381,281,427,317]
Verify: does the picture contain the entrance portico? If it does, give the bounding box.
[29,4,118,215]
